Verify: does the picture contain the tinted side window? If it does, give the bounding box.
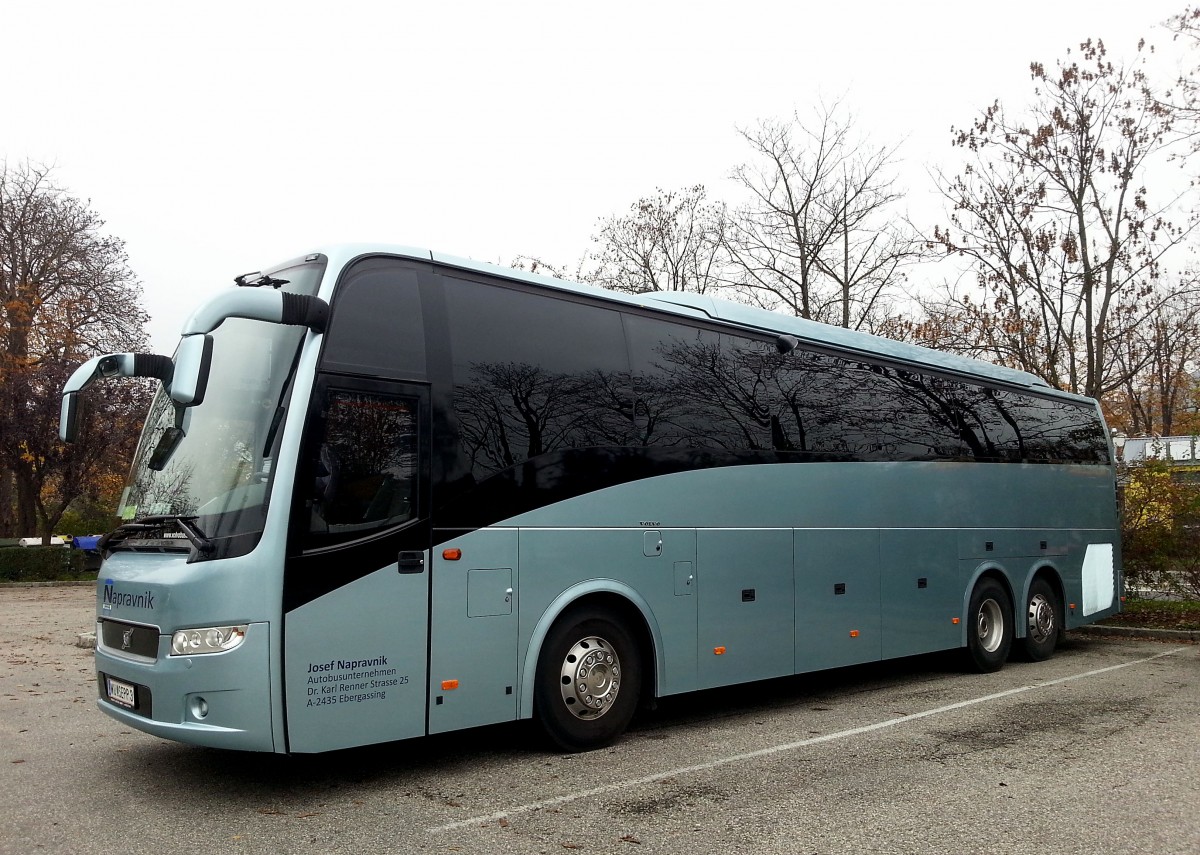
[950,384,1022,461]
[309,390,419,535]
[843,365,966,460]
[993,391,1109,463]
[767,351,880,457]
[628,319,928,459]
[444,278,632,480]
[627,317,777,451]
[323,258,426,379]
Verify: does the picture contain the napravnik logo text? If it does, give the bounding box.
[102,580,155,610]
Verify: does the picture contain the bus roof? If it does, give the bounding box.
[311,244,1070,399]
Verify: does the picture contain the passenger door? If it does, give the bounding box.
[283,377,431,753]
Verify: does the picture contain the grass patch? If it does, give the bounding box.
[1102,598,1200,631]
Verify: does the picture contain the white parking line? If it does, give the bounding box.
[428,647,1186,833]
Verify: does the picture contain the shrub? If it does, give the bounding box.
[1121,460,1200,599]
[0,546,92,583]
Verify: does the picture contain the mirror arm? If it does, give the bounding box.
[183,290,328,335]
[59,351,176,443]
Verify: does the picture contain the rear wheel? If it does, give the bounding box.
[534,607,642,752]
[964,577,1013,673]
[1017,577,1061,662]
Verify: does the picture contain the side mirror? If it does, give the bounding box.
[58,351,178,442]
[59,354,147,442]
[170,334,214,406]
[59,392,82,443]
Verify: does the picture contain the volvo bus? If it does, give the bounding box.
[59,245,1120,753]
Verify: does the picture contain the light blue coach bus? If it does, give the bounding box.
[60,245,1120,753]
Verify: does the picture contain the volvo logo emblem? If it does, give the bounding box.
[121,628,134,650]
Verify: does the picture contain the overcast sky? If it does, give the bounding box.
[2,0,1191,352]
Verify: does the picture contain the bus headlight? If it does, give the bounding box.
[170,625,248,656]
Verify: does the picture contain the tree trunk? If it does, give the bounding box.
[0,468,14,537]
[13,467,38,537]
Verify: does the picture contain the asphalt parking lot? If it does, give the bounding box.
[1,585,1197,855]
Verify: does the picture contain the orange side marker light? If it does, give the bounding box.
[443,548,462,561]
[441,679,459,691]
[713,647,726,655]
[849,630,860,638]
[952,617,961,625]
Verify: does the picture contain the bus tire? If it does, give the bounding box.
[964,577,1013,673]
[1017,577,1061,662]
[534,607,642,752]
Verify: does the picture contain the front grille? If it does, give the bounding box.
[99,619,160,660]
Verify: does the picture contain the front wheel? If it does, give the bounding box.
[964,577,1013,673]
[534,608,642,752]
[1017,578,1061,662]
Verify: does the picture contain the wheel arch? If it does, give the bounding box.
[959,563,1017,648]
[518,581,660,721]
[1016,563,1066,640]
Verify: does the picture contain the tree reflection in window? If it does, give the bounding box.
[312,391,418,532]
[449,307,1107,484]
[454,363,632,479]
[626,317,1106,464]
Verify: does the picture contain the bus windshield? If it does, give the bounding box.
[117,318,306,550]
[115,260,326,555]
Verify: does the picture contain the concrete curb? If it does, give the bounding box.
[1076,624,1199,643]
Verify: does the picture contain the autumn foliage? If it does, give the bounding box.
[1121,461,1200,599]
[0,163,150,540]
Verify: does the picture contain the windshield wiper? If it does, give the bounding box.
[100,515,215,556]
[234,271,290,288]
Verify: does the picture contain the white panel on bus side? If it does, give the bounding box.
[1081,542,1115,616]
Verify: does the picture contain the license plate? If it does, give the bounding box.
[106,676,136,709]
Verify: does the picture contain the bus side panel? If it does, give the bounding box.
[283,563,429,752]
[428,529,519,733]
[516,528,698,701]
[696,529,794,690]
[879,529,962,659]
[794,529,882,672]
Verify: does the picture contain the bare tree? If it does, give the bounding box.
[1108,281,1200,435]
[586,185,729,295]
[928,38,1196,399]
[1164,6,1200,153]
[0,162,149,538]
[724,103,926,331]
